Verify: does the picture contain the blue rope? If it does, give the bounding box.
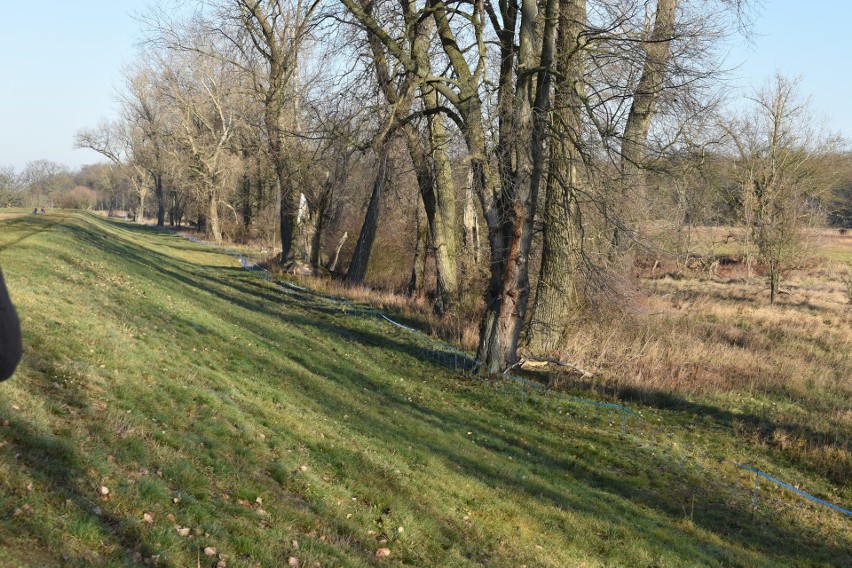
[378,313,419,333]
[730,462,852,517]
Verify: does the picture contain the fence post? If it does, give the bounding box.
[752,472,760,518]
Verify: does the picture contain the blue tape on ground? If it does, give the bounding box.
[281,281,310,292]
[500,372,635,414]
[730,462,852,516]
[378,313,419,333]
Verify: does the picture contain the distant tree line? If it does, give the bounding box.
[0,160,127,211]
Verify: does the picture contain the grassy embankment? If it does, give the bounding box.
[0,210,848,567]
[278,224,852,497]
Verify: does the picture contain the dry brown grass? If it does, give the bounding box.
[263,231,850,410]
[553,251,852,486]
[267,267,485,350]
[559,276,850,398]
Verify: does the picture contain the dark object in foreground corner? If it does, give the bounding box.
[0,270,22,381]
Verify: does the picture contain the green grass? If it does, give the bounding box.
[0,211,848,567]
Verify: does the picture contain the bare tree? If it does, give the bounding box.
[156,44,245,242]
[526,0,746,354]
[21,160,73,208]
[525,0,588,354]
[343,0,557,370]
[347,0,461,312]
[75,120,152,222]
[724,74,841,303]
[0,167,23,208]
[144,0,321,257]
[120,62,171,227]
[346,144,389,283]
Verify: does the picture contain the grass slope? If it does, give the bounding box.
[0,211,848,567]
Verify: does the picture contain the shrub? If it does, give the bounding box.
[55,186,97,210]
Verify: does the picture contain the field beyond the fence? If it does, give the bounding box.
[0,211,849,567]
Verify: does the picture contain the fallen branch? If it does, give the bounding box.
[515,354,594,378]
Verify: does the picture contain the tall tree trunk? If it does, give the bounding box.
[402,5,459,313]
[526,0,587,354]
[169,190,177,226]
[407,204,428,296]
[298,193,314,262]
[346,148,389,285]
[477,204,531,372]
[242,171,252,229]
[310,202,324,267]
[329,231,348,273]
[266,92,297,262]
[769,263,777,304]
[256,170,265,209]
[613,0,679,251]
[155,174,165,227]
[275,152,296,261]
[279,181,295,260]
[476,0,557,372]
[462,169,480,264]
[236,0,317,264]
[208,188,222,242]
[426,111,459,314]
[620,0,678,176]
[137,188,146,224]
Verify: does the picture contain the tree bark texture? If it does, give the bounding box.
[476,0,558,372]
[620,0,679,177]
[407,204,428,297]
[525,0,587,354]
[462,170,480,265]
[346,147,389,285]
[155,174,165,227]
[612,0,679,252]
[329,231,348,273]
[399,1,459,313]
[423,111,459,314]
[208,187,222,242]
[270,105,297,262]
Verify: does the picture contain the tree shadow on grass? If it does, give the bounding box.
[250,339,849,566]
[69,215,851,503]
[107,227,846,564]
[0,215,65,253]
[0,397,168,567]
[14,213,848,565]
[523,366,851,487]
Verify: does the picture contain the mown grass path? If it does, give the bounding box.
[0,212,848,567]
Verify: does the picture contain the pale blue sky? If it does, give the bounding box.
[0,1,849,171]
[731,0,850,129]
[0,1,151,171]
